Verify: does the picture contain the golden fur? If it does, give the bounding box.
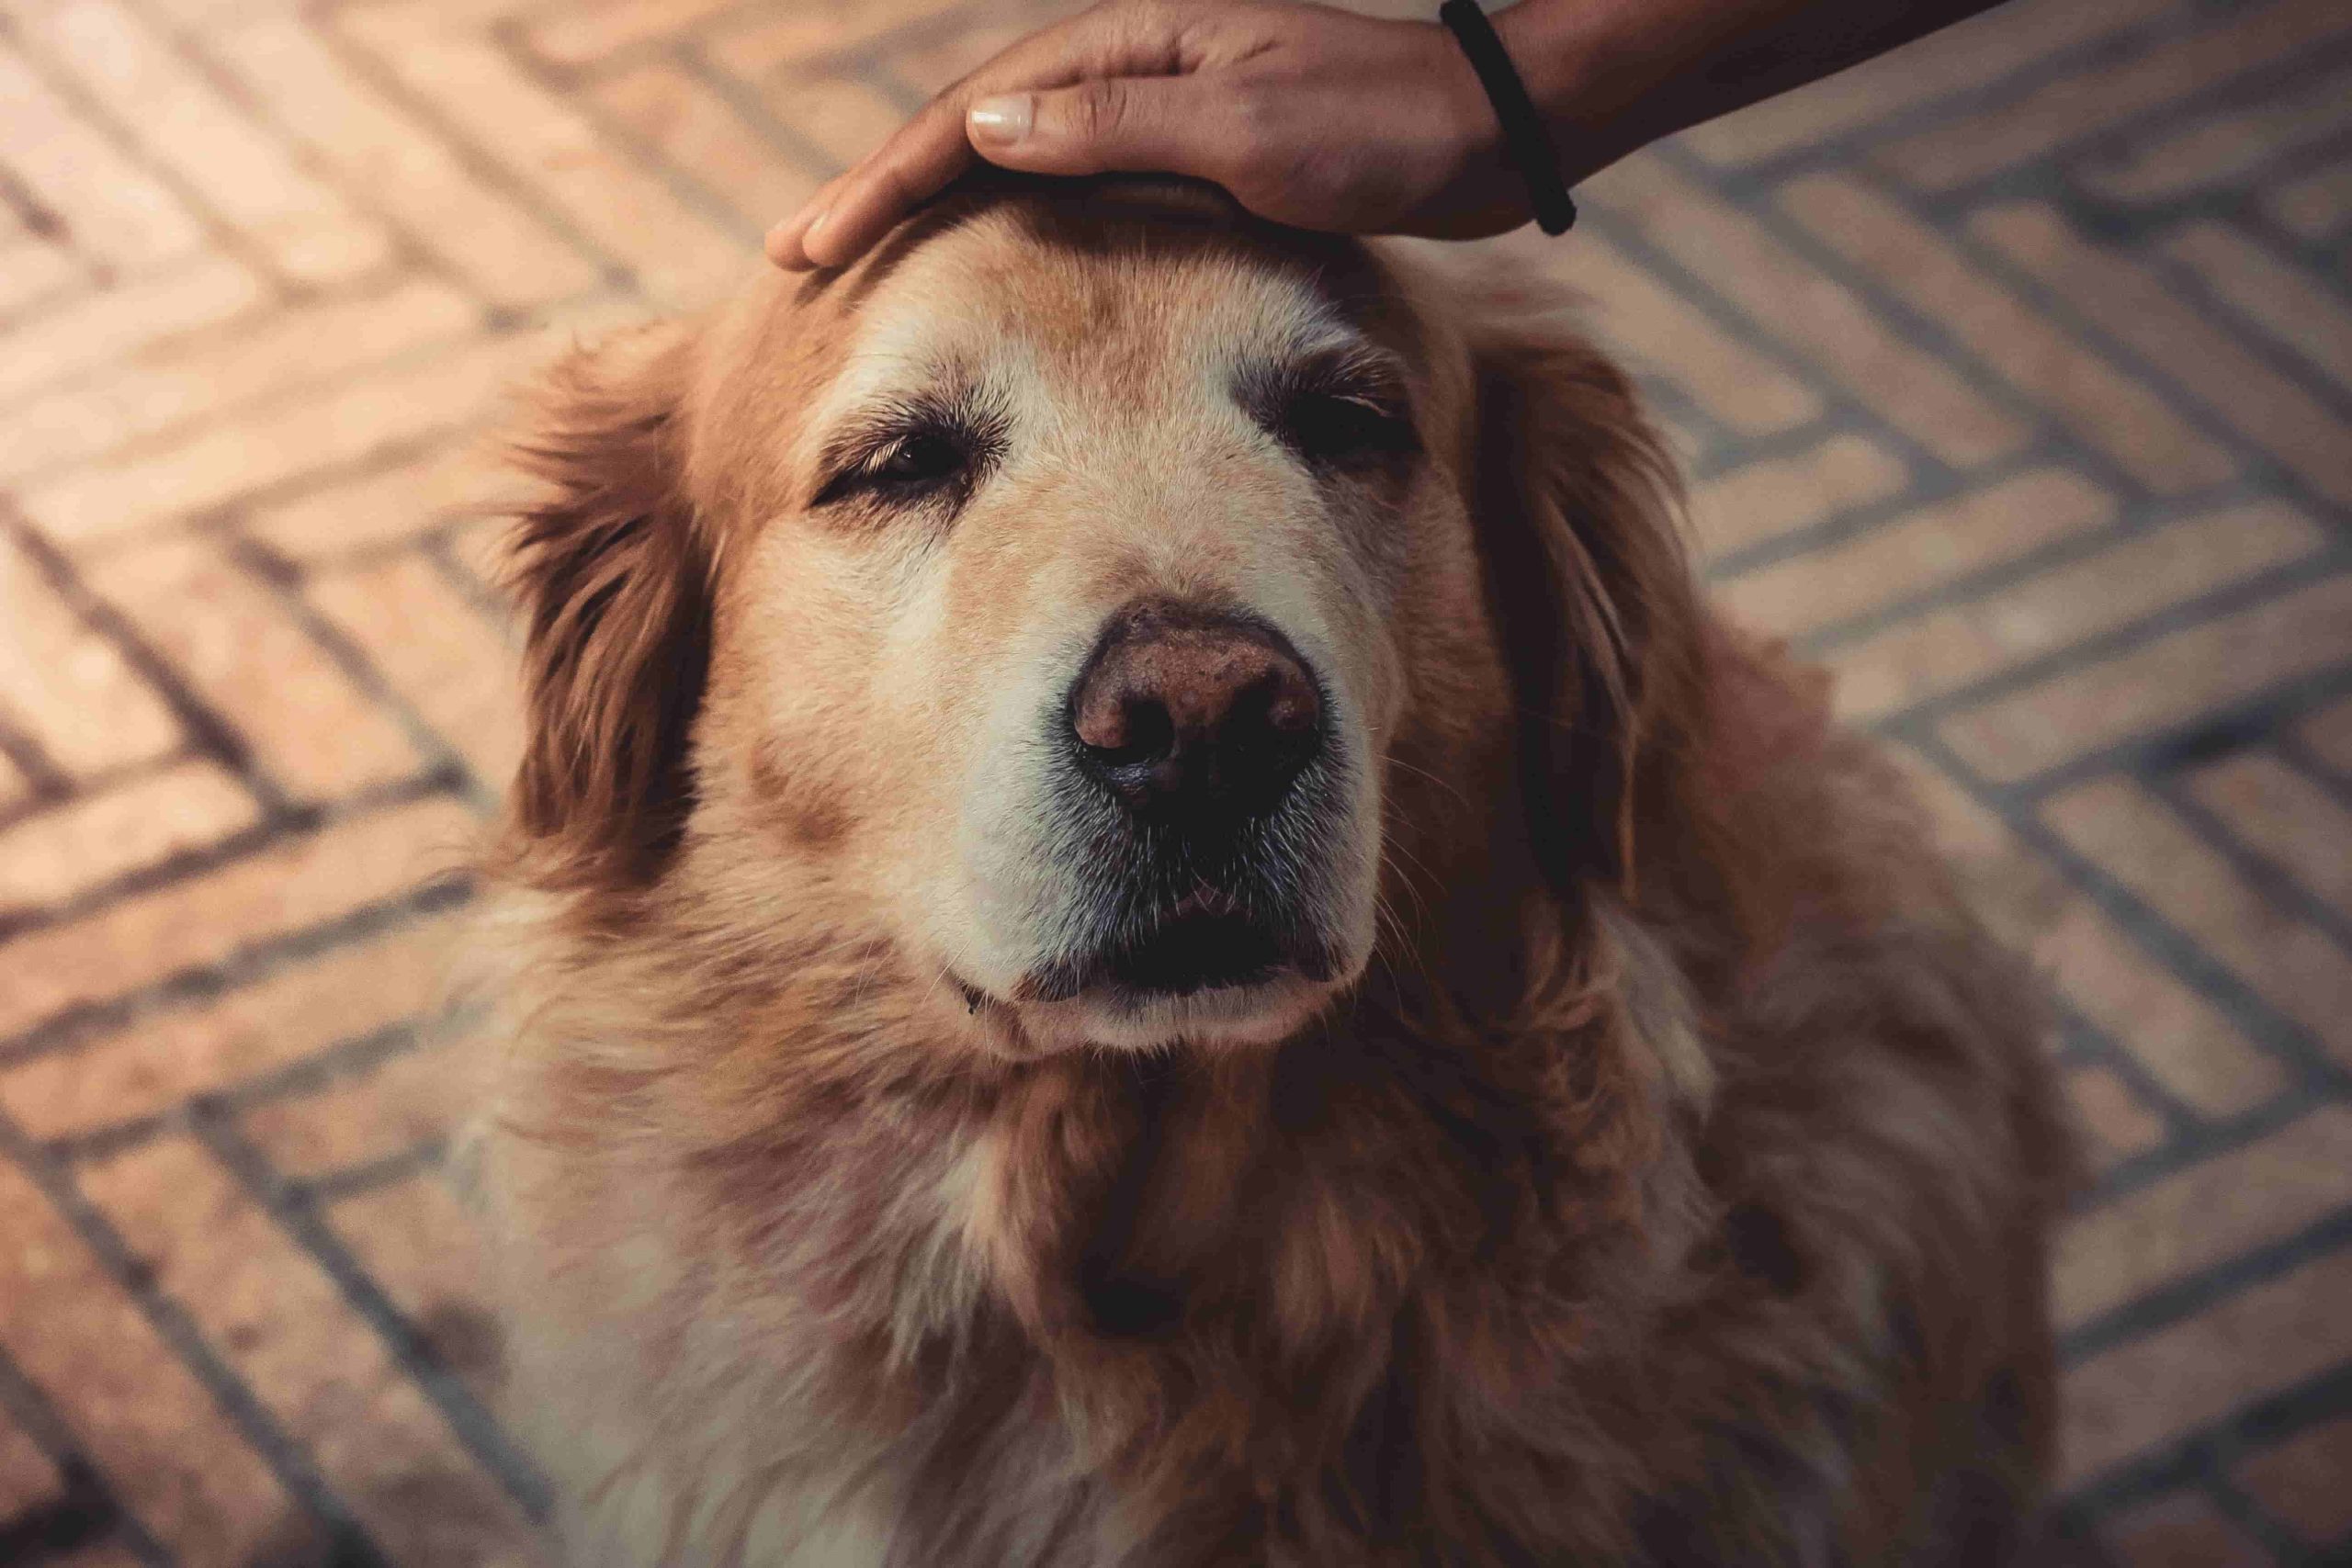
[471,179,2071,1567]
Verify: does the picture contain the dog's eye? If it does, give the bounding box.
[1280,390,1411,467]
[873,430,969,489]
[815,423,984,509]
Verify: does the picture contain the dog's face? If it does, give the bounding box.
[504,183,1689,1056]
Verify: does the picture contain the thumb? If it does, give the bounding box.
[966,77,1226,179]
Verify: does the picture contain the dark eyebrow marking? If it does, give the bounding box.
[1236,340,1416,425]
[1234,339,1421,474]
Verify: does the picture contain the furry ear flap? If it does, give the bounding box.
[1468,299,1705,901]
[502,332,712,894]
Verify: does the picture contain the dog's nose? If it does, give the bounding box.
[1070,602,1323,818]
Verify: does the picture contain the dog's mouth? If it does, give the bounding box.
[1091,908,1331,998]
[1019,900,1336,1007]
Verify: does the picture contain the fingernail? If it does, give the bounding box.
[968,94,1033,146]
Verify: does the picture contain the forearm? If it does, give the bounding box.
[1489,0,2007,179]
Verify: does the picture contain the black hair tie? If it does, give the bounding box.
[1438,0,1577,236]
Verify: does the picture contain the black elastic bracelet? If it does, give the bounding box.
[1438,0,1576,236]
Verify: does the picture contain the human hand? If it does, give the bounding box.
[765,0,1537,271]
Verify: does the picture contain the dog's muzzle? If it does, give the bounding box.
[1035,599,1344,1002]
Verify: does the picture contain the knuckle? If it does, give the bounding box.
[1215,84,1276,168]
[1226,80,1272,140]
[1067,80,1129,142]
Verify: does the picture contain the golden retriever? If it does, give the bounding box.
[471,175,2072,1567]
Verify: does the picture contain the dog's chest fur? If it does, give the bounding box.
[481,913,1780,1568]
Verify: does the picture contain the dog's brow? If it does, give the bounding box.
[1239,332,1411,407]
[797,317,984,483]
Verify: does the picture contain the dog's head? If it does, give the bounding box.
[500,179,1697,1055]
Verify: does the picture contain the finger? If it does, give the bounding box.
[767,5,1195,269]
[964,74,1240,181]
[764,173,851,270]
[797,100,981,270]
[774,14,1119,269]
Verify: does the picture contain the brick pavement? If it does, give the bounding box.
[1,0,2348,1562]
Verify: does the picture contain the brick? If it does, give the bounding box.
[0,534,181,779]
[1538,230,1820,438]
[2043,779,2352,1068]
[325,1173,506,1405]
[1717,468,2113,641]
[0,749,29,812]
[1975,203,2352,507]
[85,540,422,801]
[1780,175,2233,493]
[524,0,747,65]
[2064,1246,2352,1482]
[0,795,476,1041]
[0,1410,61,1515]
[0,237,79,321]
[2056,1106,2352,1330]
[707,0,961,78]
[1690,434,1905,559]
[1882,742,2072,950]
[763,68,903,173]
[0,255,263,406]
[1888,745,2287,1115]
[2064,1064,2165,1172]
[133,0,303,27]
[593,61,824,233]
[2188,752,2352,923]
[206,18,601,311]
[244,436,511,562]
[1882,0,2352,190]
[443,514,508,596]
[2100,1493,2269,1568]
[1940,574,2352,783]
[308,550,522,793]
[0,1159,293,1562]
[2038,896,2287,1121]
[2269,155,2352,241]
[0,41,206,268]
[1681,0,2180,166]
[2301,697,2352,779]
[24,0,390,285]
[0,912,458,1142]
[0,759,259,915]
[0,277,479,486]
[1826,501,2324,724]
[338,4,751,310]
[82,1138,544,1564]
[18,328,543,544]
[2163,222,2352,396]
[2079,73,2352,203]
[1580,157,2027,467]
[874,0,1084,91]
[241,1032,463,1179]
[2234,1416,2352,1544]
[883,17,1041,97]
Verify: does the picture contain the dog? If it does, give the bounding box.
[469,175,2072,1567]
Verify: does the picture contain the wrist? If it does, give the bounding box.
[1487,0,1646,183]
[1418,17,1508,175]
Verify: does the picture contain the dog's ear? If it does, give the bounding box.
[502,330,712,894]
[1466,296,1705,901]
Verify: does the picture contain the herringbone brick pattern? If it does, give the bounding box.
[1,0,2347,1562]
